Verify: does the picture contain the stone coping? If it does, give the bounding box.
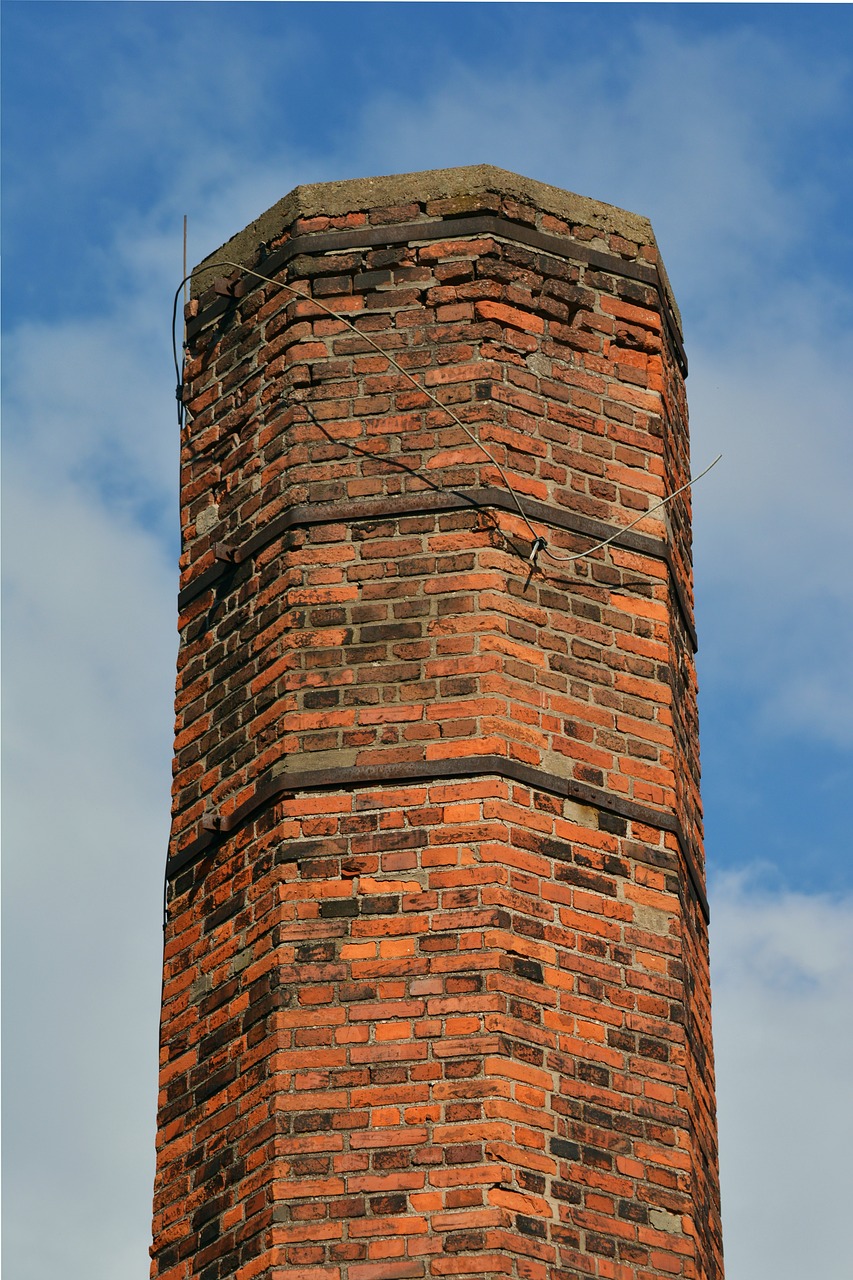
[193,164,678,325]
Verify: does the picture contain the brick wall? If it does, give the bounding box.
[151,167,723,1280]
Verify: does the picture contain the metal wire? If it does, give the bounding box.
[542,452,722,563]
[172,260,721,569]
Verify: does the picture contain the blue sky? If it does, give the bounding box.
[3,4,852,1279]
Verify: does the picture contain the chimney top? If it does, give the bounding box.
[194,164,674,314]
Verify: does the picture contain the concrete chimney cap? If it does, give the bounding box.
[195,163,665,287]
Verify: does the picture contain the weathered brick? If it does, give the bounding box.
[153,168,722,1280]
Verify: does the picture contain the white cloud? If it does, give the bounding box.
[2,280,177,1280]
[4,319,175,531]
[690,320,853,744]
[2,458,174,1280]
[711,874,853,1280]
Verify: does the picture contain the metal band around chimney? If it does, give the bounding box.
[178,487,698,652]
[186,212,687,377]
[166,754,709,924]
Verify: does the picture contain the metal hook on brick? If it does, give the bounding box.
[528,535,547,564]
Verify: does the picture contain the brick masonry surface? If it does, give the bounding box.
[151,167,723,1280]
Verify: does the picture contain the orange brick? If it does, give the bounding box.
[154,168,722,1280]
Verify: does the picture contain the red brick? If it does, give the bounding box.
[153,169,722,1280]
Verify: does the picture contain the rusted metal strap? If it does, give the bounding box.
[167,754,709,923]
[186,212,687,377]
[177,485,697,652]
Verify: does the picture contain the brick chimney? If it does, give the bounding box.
[151,166,724,1280]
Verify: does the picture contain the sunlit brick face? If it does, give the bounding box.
[151,167,723,1280]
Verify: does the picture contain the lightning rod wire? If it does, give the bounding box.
[171,260,720,569]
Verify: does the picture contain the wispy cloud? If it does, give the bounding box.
[346,21,850,286]
[691,330,853,745]
[711,874,853,1280]
[2,463,174,1280]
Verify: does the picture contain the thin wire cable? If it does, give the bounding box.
[543,452,722,563]
[172,280,186,431]
[172,259,542,543]
[172,261,721,568]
